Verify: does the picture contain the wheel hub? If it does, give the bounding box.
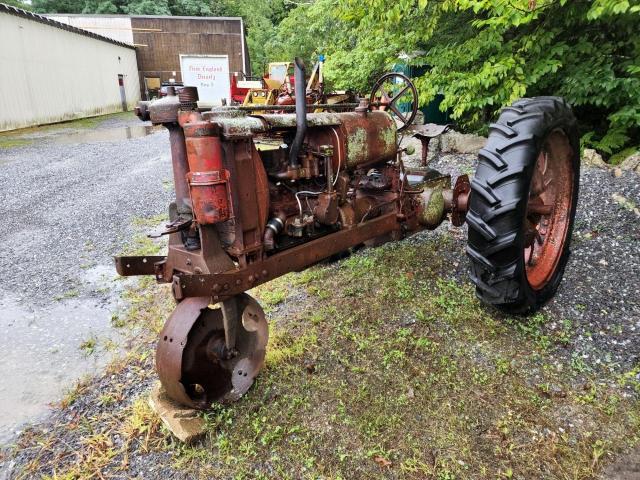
[524,129,574,290]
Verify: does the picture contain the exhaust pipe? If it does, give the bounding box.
[288,57,307,169]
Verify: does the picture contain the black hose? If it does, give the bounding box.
[288,57,307,169]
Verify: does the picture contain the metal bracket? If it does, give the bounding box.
[114,255,166,276]
[147,218,193,238]
[220,297,239,359]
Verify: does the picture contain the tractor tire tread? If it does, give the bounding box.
[466,96,580,314]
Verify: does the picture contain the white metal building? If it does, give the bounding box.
[0,4,140,132]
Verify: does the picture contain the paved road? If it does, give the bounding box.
[0,114,172,442]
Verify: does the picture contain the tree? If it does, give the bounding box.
[169,0,213,16]
[31,0,85,13]
[122,0,171,15]
[208,0,293,76]
[3,0,32,9]
[277,0,639,158]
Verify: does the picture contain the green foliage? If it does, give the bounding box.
[3,0,32,9]
[31,0,211,16]
[271,0,640,158]
[224,0,292,76]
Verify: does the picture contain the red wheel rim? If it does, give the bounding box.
[524,129,574,291]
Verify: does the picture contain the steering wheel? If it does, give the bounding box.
[369,72,419,132]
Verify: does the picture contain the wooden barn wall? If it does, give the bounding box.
[131,17,245,96]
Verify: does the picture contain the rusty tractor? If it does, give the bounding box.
[120,58,580,409]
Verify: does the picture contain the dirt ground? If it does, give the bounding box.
[0,117,639,479]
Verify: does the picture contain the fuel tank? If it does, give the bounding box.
[304,111,398,170]
[207,109,398,171]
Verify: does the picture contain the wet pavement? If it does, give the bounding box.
[0,290,119,443]
[0,113,172,443]
[53,125,162,145]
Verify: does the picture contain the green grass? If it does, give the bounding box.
[79,336,97,356]
[0,137,32,149]
[10,232,640,479]
[118,213,169,258]
[53,288,79,301]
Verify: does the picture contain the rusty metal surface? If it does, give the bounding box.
[167,124,191,214]
[417,188,445,229]
[118,73,485,411]
[214,116,268,139]
[187,170,230,224]
[134,101,151,121]
[170,213,400,301]
[412,123,450,139]
[183,119,230,224]
[411,124,450,167]
[178,86,199,111]
[156,297,210,408]
[451,174,470,227]
[338,111,397,169]
[114,255,165,276]
[369,72,418,131]
[149,93,180,124]
[156,294,268,409]
[255,113,343,129]
[231,103,359,112]
[524,130,574,290]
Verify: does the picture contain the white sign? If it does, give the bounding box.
[179,55,230,105]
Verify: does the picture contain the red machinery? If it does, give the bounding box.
[229,72,264,104]
[122,59,580,408]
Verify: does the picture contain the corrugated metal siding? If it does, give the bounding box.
[46,15,134,44]
[0,12,140,132]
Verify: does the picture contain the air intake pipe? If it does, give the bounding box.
[288,57,307,169]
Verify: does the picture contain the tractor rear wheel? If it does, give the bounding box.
[466,97,580,313]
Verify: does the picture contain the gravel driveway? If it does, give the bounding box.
[0,114,172,442]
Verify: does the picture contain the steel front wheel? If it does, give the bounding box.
[156,294,268,409]
[466,97,580,313]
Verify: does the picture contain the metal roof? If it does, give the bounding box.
[0,3,136,49]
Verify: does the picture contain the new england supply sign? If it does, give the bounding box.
[180,55,231,105]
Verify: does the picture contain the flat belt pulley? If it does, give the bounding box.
[156,293,268,409]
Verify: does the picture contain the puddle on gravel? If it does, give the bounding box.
[53,125,161,145]
[0,267,131,445]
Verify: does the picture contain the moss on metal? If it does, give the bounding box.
[346,127,368,168]
[217,117,267,138]
[420,187,445,228]
[380,117,397,152]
